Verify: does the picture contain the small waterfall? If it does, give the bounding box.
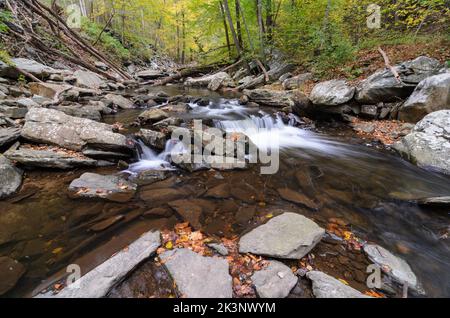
[125,140,178,173]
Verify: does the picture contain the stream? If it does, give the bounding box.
[1,86,449,297]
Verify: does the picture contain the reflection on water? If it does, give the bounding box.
[1,86,449,297]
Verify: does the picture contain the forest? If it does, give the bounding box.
[0,0,449,302]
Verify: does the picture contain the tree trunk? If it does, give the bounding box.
[236,0,254,52]
[181,10,186,64]
[235,0,243,49]
[219,1,232,58]
[222,0,242,57]
[256,0,266,63]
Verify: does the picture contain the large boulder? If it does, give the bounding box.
[73,70,105,89]
[393,110,450,174]
[0,155,22,199]
[239,212,325,259]
[356,56,442,104]
[243,89,295,108]
[306,271,370,298]
[159,248,233,298]
[310,80,355,106]
[398,73,450,122]
[68,173,137,202]
[251,260,297,298]
[21,108,130,153]
[36,231,161,298]
[0,58,60,79]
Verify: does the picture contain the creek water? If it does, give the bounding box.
[1,86,449,297]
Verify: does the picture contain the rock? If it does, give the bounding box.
[139,187,185,203]
[53,105,102,121]
[393,110,450,174]
[251,260,297,298]
[0,127,21,147]
[306,271,370,298]
[282,73,312,90]
[417,196,450,207]
[103,94,134,109]
[0,257,26,295]
[277,188,318,210]
[5,146,97,169]
[94,61,109,71]
[363,244,423,294]
[36,231,161,298]
[398,73,450,123]
[73,70,105,89]
[69,173,137,203]
[21,108,130,153]
[238,95,249,105]
[90,215,125,232]
[239,212,325,259]
[29,82,70,99]
[81,148,130,160]
[49,74,64,82]
[0,102,28,119]
[356,56,442,104]
[185,72,233,91]
[360,105,378,118]
[243,89,295,108]
[0,155,22,199]
[310,80,355,106]
[137,129,167,150]
[132,170,168,186]
[168,199,203,229]
[136,69,165,80]
[205,183,230,199]
[239,62,296,89]
[351,122,376,134]
[0,58,59,79]
[138,108,169,123]
[278,72,292,82]
[160,248,232,298]
[207,243,229,256]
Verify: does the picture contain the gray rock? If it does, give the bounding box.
[393,110,450,174]
[243,89,295,108]
[0,102,28,119]
[0,127,21,147]
[73,70,105,89]
[5,147,97,169]
[138,108,169,123]
[52,104,102,121]
[399,73,450,123]
[22,108,130,152]
[282,73,312,90]
[29,82,71,99]
[306,271,370,298]
[310,80,355,106]
[0,155,22,199]
[360,105,378,118]
[36,231,161,298]
[0,58,59,79]
[94,61,109,71]
[251,261,297,298]
[103,94,134,109]
[185,72,233,91]
[356,56,442,104]
[160,248,232,298]
[363,244,424,294]
[208,243,229,256]
[239,212,325,259]
[239,62,295,90]
[136,69,165,80]
[137,129,167,150]
[69,173,137,202]
[0,257,26,295]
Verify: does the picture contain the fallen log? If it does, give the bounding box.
[151,63,227,86]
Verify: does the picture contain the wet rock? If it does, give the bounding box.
[282,73,312,90]
[393,110,450,174]
[73,70,105,89]
[90,215,125,232]
[0,257,26,295]
[277,188,318,210]
[160,248,232,298]
[205,183,230,199]
[103,94,134,109]
[398,73,450,123]
[363,244,424,294]
[0,154,22,199]
[243,89,295,108]
[0,127,21,147]
[306,271,370,298]
[5,147,97,169]
[22,108,130,153]
[132,170,168,186]
[208,243,229,256]
[143,207,173,217]
[81,148,130,160]
[310,80,355,106]
[356,56,442,104]
[69,173,137,203]
[138,108,169,124]
[137,129,167,150]
[239,212,325,259]
[36,231,161,298]
[251,260,297,298]
[0,58,59,79]
[417,196,450,207]
[168,199,203,229]
[139,187,185,203]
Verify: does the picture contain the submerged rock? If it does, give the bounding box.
[310,80,355,106]
[277,188,318,210]
[69,173,137,202]
[239,212,325,259]
[36,231,161,298]
[0,154,22,199]
[0,257,26,296]
[393,110,450,174]
[160,248,232,298]
[363,244,424,294]
[251,260,297,298]
[306,271,370,298]
[168,199,203,229]
[398,73,450,123]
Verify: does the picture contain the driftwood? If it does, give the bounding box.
[378,46,402,83]
[255,59,269,82]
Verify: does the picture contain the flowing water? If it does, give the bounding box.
[1,86,449,297]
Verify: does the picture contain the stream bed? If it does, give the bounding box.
[1,86,449,297]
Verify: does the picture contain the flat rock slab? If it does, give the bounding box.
[239,212,325,259]
[0,257,26,295]
[363,244,423,294]
[251,261,297,298]
[0,127,21,147]
[168,199,203,230]
[36,231,161,298]
[160,248,232,298]
[207,243,229,256]
[0,154,22,199]
[306,271,369,298]
[310,80,355,106]
[69,173,137,203]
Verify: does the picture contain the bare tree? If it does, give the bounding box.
[219,1,232,58]
[222,0,242,57]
